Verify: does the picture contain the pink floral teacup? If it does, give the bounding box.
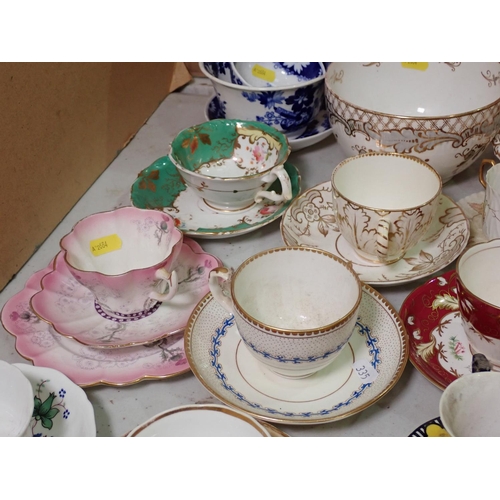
[60,207,183,316]
[169,119,292,211]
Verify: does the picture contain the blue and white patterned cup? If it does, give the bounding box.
[209,246,362,379]
[200,62,326,139]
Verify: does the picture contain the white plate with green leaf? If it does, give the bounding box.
[14,364,96,437]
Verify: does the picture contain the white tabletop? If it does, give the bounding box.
[0,84,492,437]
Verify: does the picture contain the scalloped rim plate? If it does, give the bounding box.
[30,239,220,349]
[1,267,191,388]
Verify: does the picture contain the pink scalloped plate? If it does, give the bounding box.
[0,238,217,387]
[30,239,220,349]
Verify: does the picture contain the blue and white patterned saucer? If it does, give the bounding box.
[205,96,332,152]
[185,284,408,426]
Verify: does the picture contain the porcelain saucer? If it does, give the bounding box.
[457,190,487,248]
[30,238,220,349]
[14,363,96,437]
[409,416,450,437]
[205,96,332,152]
[1,267,190,387]
[185,284,408,425]
[399,270,474,390]
[280,182,470,286]
[131,158,301,239]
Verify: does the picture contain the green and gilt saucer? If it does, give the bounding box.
[130,157,301,239]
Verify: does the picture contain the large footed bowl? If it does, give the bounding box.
[325,62,500,183]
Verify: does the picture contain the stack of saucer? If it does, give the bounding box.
[1,206,221,388]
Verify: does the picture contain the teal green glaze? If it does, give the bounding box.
[170,119,290,172]
[131,157,301,234]
[131,156,187,210]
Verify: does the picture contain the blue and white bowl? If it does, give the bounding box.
[233,62,325,88]
[200,62,326,137]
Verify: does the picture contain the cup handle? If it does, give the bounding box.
[479,159,496,188]
[148,268,178,302]
[494,133,500,162]
[376,218,390,258]
[254,164,292,204]
[208,267,234,314]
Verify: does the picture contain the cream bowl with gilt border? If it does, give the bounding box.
[325,62,500,183]
[209,246,362,379]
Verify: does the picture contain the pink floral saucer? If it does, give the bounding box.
[30,238,220,349]
[399,270,473,390]
[1,269,193,388]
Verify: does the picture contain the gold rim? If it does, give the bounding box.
[128,404,270,437]
[184,284,409,425]
[230,246,363,336]
[331,152,442,212]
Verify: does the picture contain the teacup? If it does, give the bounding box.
[169,119,292,211]
[331,153,442,264]
[440,371,500,436]
[456,239,500,370]
[59,206,183,316]
[479,158,500,240]
[208,246,362,379]
[0,361,33,437]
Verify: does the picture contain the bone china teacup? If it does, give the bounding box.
[440,371,500,436]
[59,207,183,316]
[456,239,500,370]
[479,158,500,240]
[208,246,362,379]
[331,153,442,264]
[169,119,292,211]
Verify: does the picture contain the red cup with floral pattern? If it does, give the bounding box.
[456,239,500,370]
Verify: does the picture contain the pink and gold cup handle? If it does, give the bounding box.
[148,268,179,304]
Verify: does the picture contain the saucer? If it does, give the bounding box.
[1,266,191,387]
[399,270,474,390]
[131,157,301,239]
[280,182,470,286]
[30,238,220,349]
[205,96,332,152]
[14,363,96,437]
[457,190,487,248]
[185,284,408,425]
[409,416,450,437]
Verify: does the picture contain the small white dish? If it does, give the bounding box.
[131,159,301,239]
[127,404,271,437]
[0,360,33,437]
[280,182,470,286]
[14,363,96,437]
[185,284,408,425]
[205,96,332,152]
[30,238,220,348]
[1,266,191,387]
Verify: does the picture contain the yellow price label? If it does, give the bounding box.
[252,64,275,83]
[401,62,429,71]
[89,234,122,256]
